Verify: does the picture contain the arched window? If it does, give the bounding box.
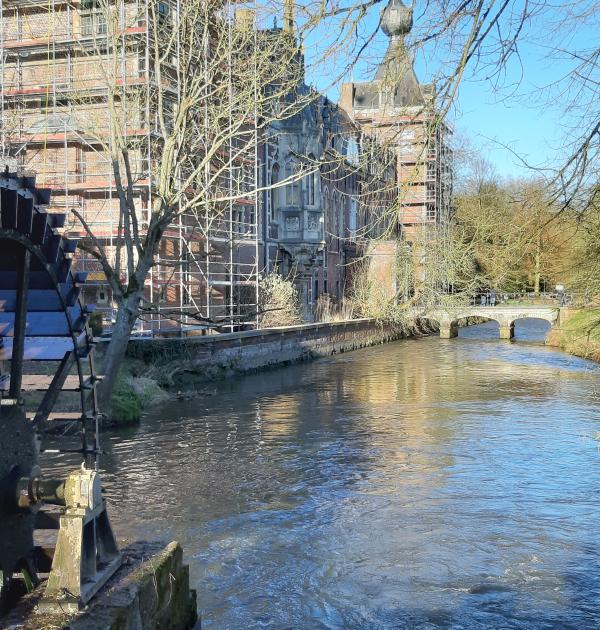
[331,192,339,237]
[349,196,357,234]
[305,154,318,206]
[270,163,280,222]
[285,159,300,206]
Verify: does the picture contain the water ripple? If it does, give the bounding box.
[43,320,600,628]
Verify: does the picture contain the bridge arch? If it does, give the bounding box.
[507,312,558,327]
[438,314,498,339]
[419,306,561,340]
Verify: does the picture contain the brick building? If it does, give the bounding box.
[339,0,452,241]
[0,0,262,333]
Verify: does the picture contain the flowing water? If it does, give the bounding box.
[67,320,600,627]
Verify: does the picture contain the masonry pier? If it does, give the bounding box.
[439,323,458,339]
[499,323,515,340]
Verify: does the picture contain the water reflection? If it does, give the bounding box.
[47,320,600,628]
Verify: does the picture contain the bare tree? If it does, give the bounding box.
[56,0,398,405]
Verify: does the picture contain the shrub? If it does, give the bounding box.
[89,311,104,337]
[110,372,141,425]
[258,272,303,328]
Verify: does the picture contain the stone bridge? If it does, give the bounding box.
[411,306,562,339]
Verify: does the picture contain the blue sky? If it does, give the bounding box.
[298,0,598,181]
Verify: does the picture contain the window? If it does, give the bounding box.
[81,14,93,35]
[285,160,300,206]
[331,193,339,237]
[349,197,357,233]
[305,154,317,206]
[242,164,253,192]
[426,204,436,221]
[427,161,436,181]
[233,207,244,233]
[270,163,279,221]
[181,251,191,305]
[157,1,170,24]
[231,165,242,195]
[346,137,359,166]
[426,183,435,201]
[81,11,107,36]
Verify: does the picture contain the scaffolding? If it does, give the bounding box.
[0,0,262,336]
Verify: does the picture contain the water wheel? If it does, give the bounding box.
[0,170,119,613]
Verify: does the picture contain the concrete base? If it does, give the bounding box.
[4,542,197,630]
[499,325,515,340]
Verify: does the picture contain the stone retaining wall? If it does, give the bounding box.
[68,542,197,630]
[119,319,412,386]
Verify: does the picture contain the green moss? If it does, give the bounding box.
[110,373,141,425]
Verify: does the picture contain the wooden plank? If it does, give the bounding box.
[0,268,82,290]
[0,374,93,391]
[33,351,75,426]
[1,187,18,229]
[0,285,81,311]
[35,510,61,530]
[17,194,34,235]
[45,232,62,264]
[10,248,30,396]
[26,411,83,422]
[0,334,90,361]
[0,305,86,336]
[49,214,65,229]
[31,210,48,245]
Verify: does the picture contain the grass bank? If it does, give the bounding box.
[107,365,171,426]
[547,308,600,362]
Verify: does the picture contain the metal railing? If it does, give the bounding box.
[468,291,593,308]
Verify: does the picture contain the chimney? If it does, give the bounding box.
[236,8,255,31]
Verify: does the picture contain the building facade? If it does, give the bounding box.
[339,0,452,241]
[263,72,395,317]
[0,0,443,332]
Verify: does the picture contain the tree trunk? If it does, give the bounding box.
[534,235,541,295]
[97,293,141,413]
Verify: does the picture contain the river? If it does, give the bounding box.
[68,320,600,628]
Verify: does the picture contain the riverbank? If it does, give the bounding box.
[546,307,600,362]
[101,317,437,425]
